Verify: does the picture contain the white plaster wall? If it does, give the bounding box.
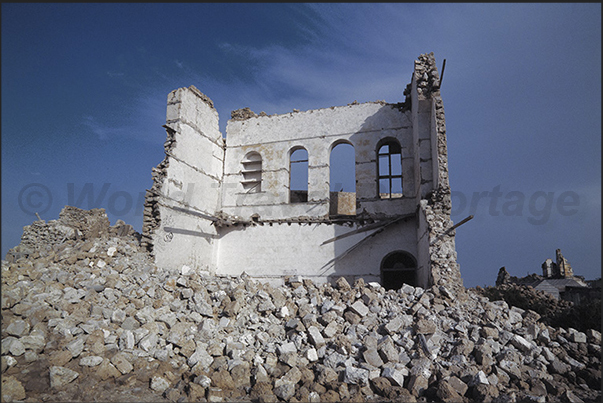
[152,86,224,274]
[215,219,418,285]
[166,87,222,144]
[416,201,432,288]
[162,159,221,215]
[152,203,218,273]
[169,124,224,183]
[222,103,415,219]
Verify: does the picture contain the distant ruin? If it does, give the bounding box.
[141,53,462,291]
[495,249,598,304]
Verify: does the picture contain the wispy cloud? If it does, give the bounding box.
[107,71,125,78]
[82,115,122,140]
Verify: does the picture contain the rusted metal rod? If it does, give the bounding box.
[430,214,473,245]
[444,214,473,235]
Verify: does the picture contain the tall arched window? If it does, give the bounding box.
[377,140,402,199]
[381,251,417,290]
[241,152,262,193]
[330,142,356,216]
[289,147,308,203]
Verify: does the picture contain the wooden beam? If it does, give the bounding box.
[320,213,414,246]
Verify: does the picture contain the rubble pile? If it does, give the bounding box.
[2,208,601,402]
[475,284,601,333]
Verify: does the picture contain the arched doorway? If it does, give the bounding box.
[381,251,417,290]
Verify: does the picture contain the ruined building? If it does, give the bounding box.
[541,249,574,279]
[496,249,594,302]
[141,53,462,291]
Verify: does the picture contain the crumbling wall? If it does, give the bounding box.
[412,53,463,294]
[142,86,224,273]
[5,206,136,263]
[555,248,574,278]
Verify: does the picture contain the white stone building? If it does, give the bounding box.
[142,53,462,291]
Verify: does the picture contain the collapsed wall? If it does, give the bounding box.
[141,86,224,273]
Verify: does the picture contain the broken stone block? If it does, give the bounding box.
[230,362,251,387]
[437,379,462,403]
[474,344,494,366]
[400,284,415,295]
[187,347,214,369]
[308,326,326,348]
[344,310,362,324]
[414,318,436,334]
[3,337,25,357]
[408,374,429,397]
[382,367,405,387]
[343,366,370,385]
[79,355,103,367]
[562,390,585,403]
[448,376,468,396]
[350,300,370,317]
[378,340,399,363]
[119,329,135,350]
[50,366,79,388]
[1,376,26,402]
[306,347,319,362]
[586,329,601,344]
[66,337,85,358]
[110,352,133,374]
[150,376,170,393]
[508,309,523,325]
[567,328,587,343]
[277,342,297,356]
[481,326,500,339]
[564,355,586,371]
[383,316,402,334]
[363,348,384,368]
[322,321,339,338]
[470,370,490,386]
[273,383,296,401]
[97,358,121,380]
[510,334,534,353]
[6,319,30,337]
[336,277,351,291]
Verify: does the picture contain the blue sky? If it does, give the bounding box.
[2,3,601,287]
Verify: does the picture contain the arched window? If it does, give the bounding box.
[377,140,402,199]
[329,142,356,216]
[289,148,308,203]
[241,152,262,193]
[381,251,417,290]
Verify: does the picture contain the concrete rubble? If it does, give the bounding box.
[1,207,601,402]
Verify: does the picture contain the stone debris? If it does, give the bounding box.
[1,206,601,402]
[49,366,79,388]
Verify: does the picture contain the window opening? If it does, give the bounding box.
[289,148,308,203]
[378,141,403,199]
[329,143,356,216]
[241,152,262,193]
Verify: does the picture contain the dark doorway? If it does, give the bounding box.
[381,251,417,290]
